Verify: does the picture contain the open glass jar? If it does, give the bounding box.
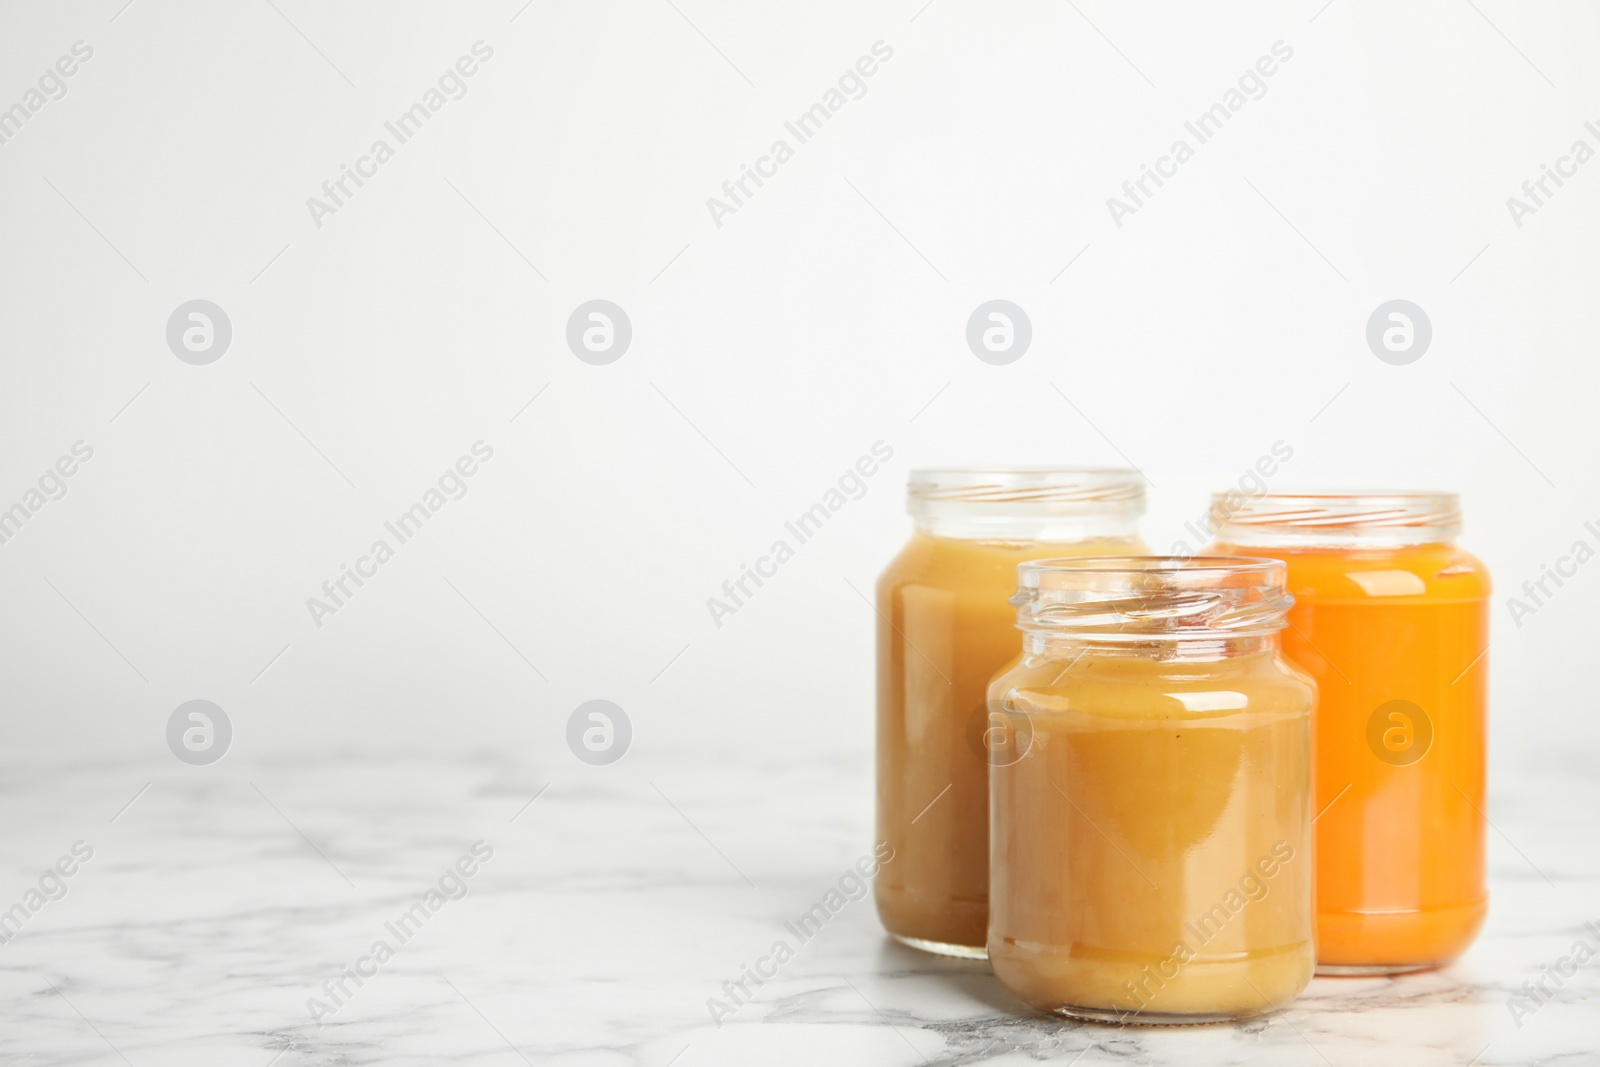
[1208,492,1490,974]
[988,557,1316,1024]
[874,469,1146,957]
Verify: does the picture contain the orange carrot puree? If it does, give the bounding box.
[1210,540,1490,971]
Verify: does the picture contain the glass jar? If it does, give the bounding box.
[874,469,1147,957]
[1208,492,1490,974]
[988,557,1316,1023]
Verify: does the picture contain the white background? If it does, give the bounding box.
[1,0,1596,786]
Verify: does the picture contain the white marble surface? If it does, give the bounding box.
[1,748,1596,1067]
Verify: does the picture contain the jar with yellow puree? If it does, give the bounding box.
[1209,493,1490,974]
[988,557,1316,1024]
[875,469,1147,958]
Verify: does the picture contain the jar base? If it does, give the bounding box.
[891,933,988,960]
[1315,962,1436,977]
[1315,898,1486,974]
[1052,1004,1263,1027]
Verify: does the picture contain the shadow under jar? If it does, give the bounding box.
[874,469,1147,958]
[988,557,1316,1024]
[1208,492,1490,975]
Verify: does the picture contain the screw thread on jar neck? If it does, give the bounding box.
[1013,556,1292,661]
[908,468,1145,541]
[1209,491,1463,549]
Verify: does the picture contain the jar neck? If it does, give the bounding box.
[913,507,1142,542]
[1023,632,1279,661]
[1214,530,1458,551]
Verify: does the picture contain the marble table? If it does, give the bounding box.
[1,748,1594,1066]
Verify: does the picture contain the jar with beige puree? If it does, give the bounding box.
[874,470,1147,957]
[988,557,1316,1023]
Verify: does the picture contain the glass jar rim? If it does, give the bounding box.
[1013,555,1291,639]
[1021,554,1286,576]
[1210,490,1461,546]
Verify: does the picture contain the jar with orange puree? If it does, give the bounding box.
[987,557,1316,1023]
[875,470,1146,957]
[1209,492,1490,974]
